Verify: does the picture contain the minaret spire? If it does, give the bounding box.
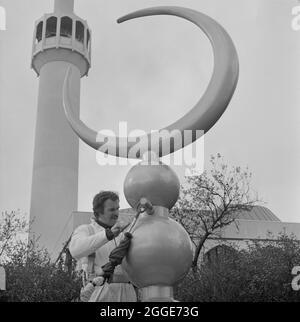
[54,0,74,13]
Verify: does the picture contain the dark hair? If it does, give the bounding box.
[93,191,119,216]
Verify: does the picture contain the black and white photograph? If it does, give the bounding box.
[0,0,299,308]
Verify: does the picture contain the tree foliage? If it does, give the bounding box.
[175,233,300,302]
[0,211,81,302]
[0,210,28,262]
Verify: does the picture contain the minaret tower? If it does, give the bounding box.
[30,0,91,256]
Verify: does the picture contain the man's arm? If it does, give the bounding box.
[69,225,109,260]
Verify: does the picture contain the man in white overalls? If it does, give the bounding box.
[69,191,137,302]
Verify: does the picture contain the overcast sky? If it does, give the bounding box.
[0,0,299,223]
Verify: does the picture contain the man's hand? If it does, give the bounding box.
[111,222,130,238]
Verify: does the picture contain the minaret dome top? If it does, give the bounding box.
[54,0,74,14]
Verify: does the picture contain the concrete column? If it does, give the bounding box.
[30,62,80,257]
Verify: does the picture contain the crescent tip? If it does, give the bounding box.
[117,15,135,24]
[117,8,155,24]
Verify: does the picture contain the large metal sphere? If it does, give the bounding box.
[124,161,180,209]
[122,209,193,288]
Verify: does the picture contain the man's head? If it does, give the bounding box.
[93,191,120,227]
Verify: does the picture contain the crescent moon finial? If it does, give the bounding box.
[63,6,239,159]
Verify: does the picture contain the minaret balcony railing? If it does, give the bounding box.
[32,13,91,69]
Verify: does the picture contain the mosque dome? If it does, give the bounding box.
[233,206,281,222]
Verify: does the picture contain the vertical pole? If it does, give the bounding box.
[56,15,61,48]
[54,0,74,13]
[41,15,47,51]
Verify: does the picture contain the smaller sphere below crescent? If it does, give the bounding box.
[124,161,180,209]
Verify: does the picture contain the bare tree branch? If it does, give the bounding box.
[170,154,260,270]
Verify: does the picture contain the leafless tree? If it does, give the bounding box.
[0,211,29,264]
[171,154,260,271]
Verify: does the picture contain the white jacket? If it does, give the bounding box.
[69,219,137,302]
